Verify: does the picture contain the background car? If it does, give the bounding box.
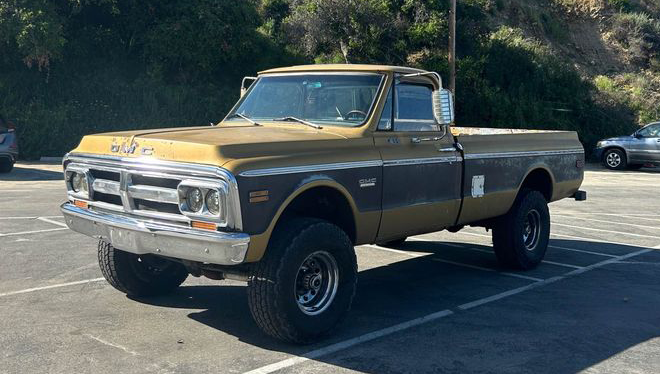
[595,122,660,170]
[0,117,18,173]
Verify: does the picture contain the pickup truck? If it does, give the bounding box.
[60,64,586,343]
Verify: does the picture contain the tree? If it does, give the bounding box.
[284,0,393,63]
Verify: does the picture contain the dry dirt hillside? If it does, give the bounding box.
[488,0,660,125]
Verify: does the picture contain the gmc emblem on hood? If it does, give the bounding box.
[110,142,138,154]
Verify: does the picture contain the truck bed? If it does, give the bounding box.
[452,127,585,225]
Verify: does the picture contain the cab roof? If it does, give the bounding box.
[259,64,428,75]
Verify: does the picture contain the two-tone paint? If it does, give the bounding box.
[65,64,585,264]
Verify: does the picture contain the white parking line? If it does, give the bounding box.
[552,222,660,240]
[243,247,653,374]
[444,244,584,270]
[0,278,105,298]
[363,245,543,283]
[618,215,660,224]
[457,276,564,310]
[360,244,427,258]
[549,245,618,258]
[0,227,68,237]
[430,258,543,282]
[411,231,640,258]
[37,216,68,228]
[540,260,583,269]
[84,334,139,356]
[0,215,63,220]
[555,212,660,217]
[552,215,660,230]
[242,309,455,374]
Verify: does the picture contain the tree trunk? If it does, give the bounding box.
[339,39,350,63]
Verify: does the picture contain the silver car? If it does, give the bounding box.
[595,122,660,170]
[0,117,18,173]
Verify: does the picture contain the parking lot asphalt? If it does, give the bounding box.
[1,162,659,374]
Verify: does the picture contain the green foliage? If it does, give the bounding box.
[610,12,660,67]
[0,0,300,159]
[0,0,649,159]
[595,72,660,125]
[456,27,636,151]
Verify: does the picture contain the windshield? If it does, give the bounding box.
[227,73,384,127]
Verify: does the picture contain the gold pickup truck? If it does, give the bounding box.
[61,64,586,343]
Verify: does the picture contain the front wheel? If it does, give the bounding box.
[492,190,550,270]
[98,241,189,297]
[247,218,357,344]
[603,149,627,170]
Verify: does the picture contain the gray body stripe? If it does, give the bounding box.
[239,160,383,177]
[239,149,582,177]
[465,149,583,160]
[383,156,462,166]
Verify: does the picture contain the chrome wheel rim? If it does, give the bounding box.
[523,209,541,251]
[294,251,339,316]
[606,152,621,168]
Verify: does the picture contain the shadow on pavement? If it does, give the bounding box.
[132,238,659,373]
[0,166,63,181]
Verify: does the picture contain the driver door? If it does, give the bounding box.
[375,81,462,241]
[630,124,660,163]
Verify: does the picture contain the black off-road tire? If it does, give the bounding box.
[247,218,357,344]
[0,159,14,173]
[492,189,550,270]
[603,148,627,170]
[378,237,408,248]
[98,240,189,297]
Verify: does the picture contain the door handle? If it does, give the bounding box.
[411,137,442,144]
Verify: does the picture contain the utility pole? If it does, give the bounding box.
[448,0,456,94]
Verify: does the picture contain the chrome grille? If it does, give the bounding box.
[88,168,185,222]
[63,154,243,230]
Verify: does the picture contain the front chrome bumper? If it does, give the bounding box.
[61,202,250,265]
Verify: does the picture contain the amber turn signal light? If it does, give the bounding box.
[73,200,88,209]
[191,220,217,231]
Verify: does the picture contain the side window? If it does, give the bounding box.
[639,124,660,137]
[393,83,439,132]
[377,87,393,130]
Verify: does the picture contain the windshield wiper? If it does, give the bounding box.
[226,112,261,126]
[273,116,323,129]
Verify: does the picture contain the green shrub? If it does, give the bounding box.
[610,12,660,67]
[594,72,660,125]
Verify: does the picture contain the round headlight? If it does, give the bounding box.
[186,187,203,212]
[71,172,86,193]
[206,190,220,215]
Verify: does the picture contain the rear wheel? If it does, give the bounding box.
[0,159,13,173]
[247,218,357,344]
[98,240,188,297]
[603,149,627,170]
[492,189,550,270]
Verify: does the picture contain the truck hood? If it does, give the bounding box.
[72,124,351,168]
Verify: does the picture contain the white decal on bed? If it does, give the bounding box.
[471,175,485,198]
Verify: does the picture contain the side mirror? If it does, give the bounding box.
[634,132,643,139]
[240,76,257,97]
[433,88,454,125]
